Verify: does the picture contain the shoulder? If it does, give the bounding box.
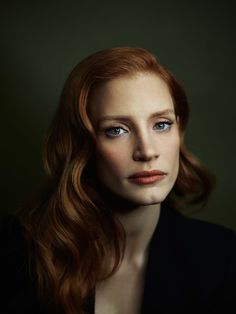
[0,214,47,313]
[0,214,30,289]
[167,208,236,252]
[0,214,27,262]
[151,207,236,309]
[162,207,236,266]
[164,208,236,302]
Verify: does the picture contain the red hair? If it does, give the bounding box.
[18,47,214,314]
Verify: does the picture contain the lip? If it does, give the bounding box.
[128,170,167,185]
[128,170,166,179]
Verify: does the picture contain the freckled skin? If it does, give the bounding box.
[89,73,180,207]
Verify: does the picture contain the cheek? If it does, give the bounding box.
[164,135,180,166]
[96,144,129,171]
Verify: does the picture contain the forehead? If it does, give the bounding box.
[88,73,174,123]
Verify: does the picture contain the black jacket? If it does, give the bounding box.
[1,207,236,314]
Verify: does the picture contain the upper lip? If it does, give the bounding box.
[128,170,167,179]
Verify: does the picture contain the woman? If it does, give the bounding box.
[1,47,235,314]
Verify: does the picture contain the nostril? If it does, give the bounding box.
[133,135,159,161]
[133,150,159,161]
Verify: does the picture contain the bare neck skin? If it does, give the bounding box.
[95,202,161,314]
[115,203,161,267]
[95,182,161,268]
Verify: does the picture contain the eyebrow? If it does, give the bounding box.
[97,109,175,124]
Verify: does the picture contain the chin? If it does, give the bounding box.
[122,191,168,207]
[97,180,172,208]
[136,197,165,206]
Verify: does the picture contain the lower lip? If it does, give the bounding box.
[128,175,166,185]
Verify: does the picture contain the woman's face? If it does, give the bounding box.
[88,72,180,207]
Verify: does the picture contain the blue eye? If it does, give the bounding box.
[154,121,172,132]
[104,127,128,137]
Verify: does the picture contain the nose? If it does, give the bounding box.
[133,132,159,162]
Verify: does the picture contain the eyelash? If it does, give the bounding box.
[104,121,173,137]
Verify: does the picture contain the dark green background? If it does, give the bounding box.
[1,1,236,230]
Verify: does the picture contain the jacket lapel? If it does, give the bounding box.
[141,206,196,313]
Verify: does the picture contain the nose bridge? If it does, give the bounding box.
[133,125,158,160]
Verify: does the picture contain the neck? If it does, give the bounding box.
[116,203,161,267]
[94,182,161,267]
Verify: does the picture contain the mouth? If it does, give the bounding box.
[128,170,167,185]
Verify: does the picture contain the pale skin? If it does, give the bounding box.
[88,72,180,314]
